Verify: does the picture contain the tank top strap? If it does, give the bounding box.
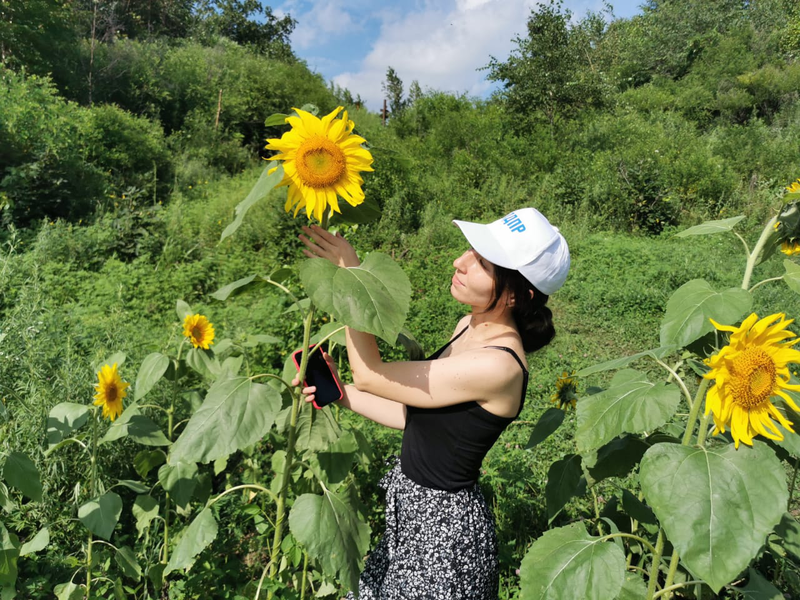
[425,326,469,360]
[483,345,528,416]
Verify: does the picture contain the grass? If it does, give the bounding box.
[2,164,800,597]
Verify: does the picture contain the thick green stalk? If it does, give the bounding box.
[645,529,666,600]
[300,552,309,600]
[789,456,800,510]
[660,379,712,597]
[267,303,316,597]
[86,410,99,598]
[163,344,183,566]
[741,216,778,291]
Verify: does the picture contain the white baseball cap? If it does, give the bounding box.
[453,208,570,295]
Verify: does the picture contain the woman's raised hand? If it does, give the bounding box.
[298,224,360,268]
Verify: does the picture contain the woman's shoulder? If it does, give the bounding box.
[450,314,472,340]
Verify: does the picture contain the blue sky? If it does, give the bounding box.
[275,0,645,111]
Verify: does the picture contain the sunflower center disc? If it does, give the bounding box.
[730,347,776,408]
[105,383,118,403]
[192,326,203,341]
[296,136,346,188]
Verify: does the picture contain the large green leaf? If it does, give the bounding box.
[617,573,648,600]
[294,400,342,453]
[519,522,625,600]
[640,441,787,592]
[660,279,752,348]
[164,508,218,575]
[784,259,800,295]
[135,353,169,400]
[545,454,582,520]
[132,495,159,539]
[299,253,411,344]
[78,492,122,541]
[525,408,565,449]
[53,581,83,600]
[100,403,169,446]
[584,435,649,485]
[19,528,48,556]
[158,462,198,510]
[3,452,42,502]
[220,163,284,241]
[185,347,221,380]
[330,195,381,225]
[576,369,680,455]
[133,449,166,479]
[289,483,370,593]
[314,431,358,486]
[675,216,745,237]
[0,523,19,586]
[576,346,676,377]
[169,374,281,464]
[46,403,90,448]
[115,546,142,580]
[210,275,260,301]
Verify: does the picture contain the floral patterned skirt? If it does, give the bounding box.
[345,458,499,599]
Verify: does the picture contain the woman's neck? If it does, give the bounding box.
[465,308,518,343]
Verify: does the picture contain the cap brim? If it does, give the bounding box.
[453,219,515,269]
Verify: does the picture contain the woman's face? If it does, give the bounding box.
[450,249,498,310]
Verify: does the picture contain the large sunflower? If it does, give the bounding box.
[704,313,800,448]
[93,363,129,421]
[265,106,374,222]
[183,314,215,349]
[551,371,578,410]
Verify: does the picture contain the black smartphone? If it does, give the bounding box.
[291,345,343,409]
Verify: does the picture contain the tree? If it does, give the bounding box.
[191,0,297,61]
[485,0,606,134]
[408,80,423,106]
[382,66,405,118]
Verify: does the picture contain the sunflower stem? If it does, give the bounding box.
[646,529,666,600]
[662,550,680,599]
[695,411,712,446]
[681,379,710,446]
[87,409,99,598]
[741,215,778,291]
[163,343,184,567]
[300,551,309,600]
[267,302,316,599]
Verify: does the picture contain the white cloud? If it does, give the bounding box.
[332,0,539,109]
[285,0,371,50]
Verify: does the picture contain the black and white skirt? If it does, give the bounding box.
[346,457,499,599]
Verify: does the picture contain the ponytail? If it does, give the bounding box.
[486,266,555,353]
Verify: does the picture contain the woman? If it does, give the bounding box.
[295,208,570,599]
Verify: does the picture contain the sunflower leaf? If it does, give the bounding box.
[660,279,752,348]
[3,452,41,502]
[576,346,677,377]
[519,522,625,600]
[78,492,123,541]
[739,568,783,599]
[47,402,91,448]
[675,216,745,237]
[19,527,48,557]
[264,112,289,127]
[220,163,284,242]
[164,508,218,576]
[289,483,370,593]
[576,369,681,455]
[175,299,192,321]
[546,454,583,520]
[132,494,159,539]
[299,253,411,345]
[210,275,260,301]
[0,522,20,586]
[640,441,787,593]
[783,259,800,295]
[135,353,169,400]
[525,407,565,449]
[100,403,169,447]
[158,462,198,510]
[168,375,281,465]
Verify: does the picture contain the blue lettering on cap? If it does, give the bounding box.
[502,212,526,233]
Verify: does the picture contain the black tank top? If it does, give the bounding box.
[400,327,529,491]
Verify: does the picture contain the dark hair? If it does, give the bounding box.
[485,265,555,353]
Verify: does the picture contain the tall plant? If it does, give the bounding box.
[519,181,800,599]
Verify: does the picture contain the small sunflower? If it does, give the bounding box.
[704,313,800,448]
[93,363,129,421]
[183,314,215,349]
[781,240,800,256]
[552,371,578,410]
[265,106,374,222]
[786,179,800,194]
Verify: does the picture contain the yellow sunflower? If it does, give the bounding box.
[265,106,374,222]
[183,314,215,349]
[786,179,800,194]
[704,313,800,448]
[551,371,578,410]
[781,240,800,256]
[93,363,129,421]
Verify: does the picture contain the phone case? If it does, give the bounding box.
[292,345,344,409]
